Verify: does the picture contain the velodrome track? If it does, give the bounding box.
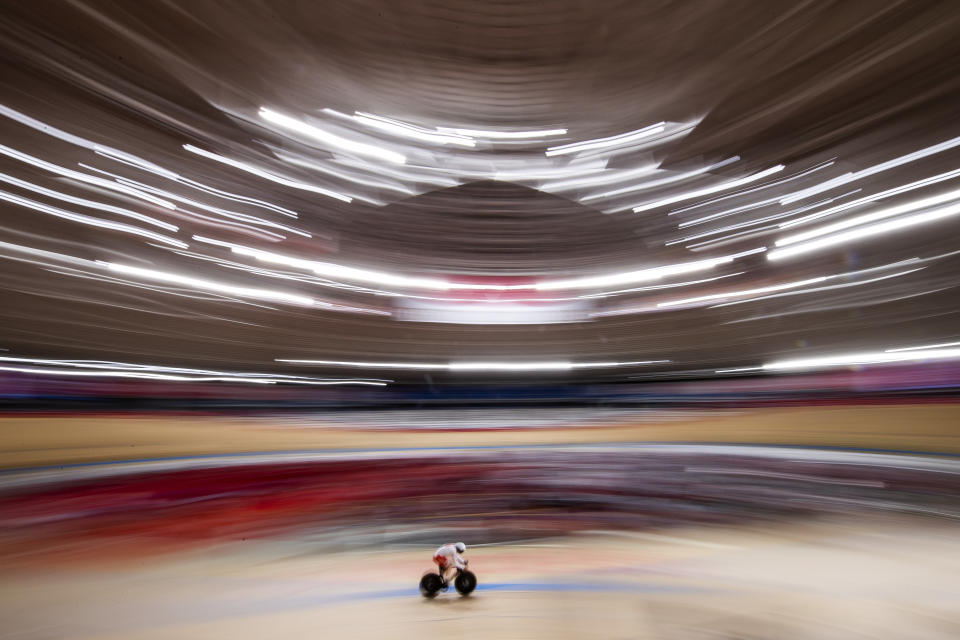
[1,404,959,638]
[3,512,959,638]
[2,403,960,469]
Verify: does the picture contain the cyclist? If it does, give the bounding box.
[433,542,468,588]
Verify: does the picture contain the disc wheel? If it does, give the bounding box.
[420,572,443,598]
[454,569,477,596]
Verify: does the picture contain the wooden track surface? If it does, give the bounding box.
[1,516,958,639]
[2,403,960,469]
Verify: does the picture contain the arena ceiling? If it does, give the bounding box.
[1,0,960,384]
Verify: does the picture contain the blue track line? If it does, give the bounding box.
[345,580,709,603]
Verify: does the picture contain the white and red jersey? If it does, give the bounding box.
[433,543,466,570]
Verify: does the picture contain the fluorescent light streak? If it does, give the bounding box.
[0,356,389,385]
[451,360,668,371]
[776,187,960,247]
[632,165,786,212]
[685,229,779,252]
[332,156,460,188]
[672,196,860,250]
[725,284,950,325]
[715,367,763,373]
[536,249,763,292]
[0,189,187,248]
[660,258,924,310]
[259,107,405,164]
[351,152,611,185]
[353,112,476,147]
[308,260,449,291]
[779,167,960,229]
[388,152,607,181]
[491,159,608,182]
[436,126,567,140]
[278,359,439,370]
[0,365,267,382]
[679,188,856,230]
[0,104,181,180]
[103,262,316,306]
[675,196,782,229]
[0,356,261,375]
[657,276,830,307]
[196,239,763,297]
[709,268,923,307]
[545,123,665,157]
[581,272,744,299]
[450,361,573,371]
[780,135,960,205]
[0,239,99,269]
[582,157,739,203]
[0,143,175,209]
[670,203,831,244]
[764,348,960,372]
[176,177,299,217]
[101,170,311,237]
[0,365,386,385]
[338,152,608,186]
[0,103,103,148]
[182,144,353,202]
[0,242,388,312]
[539,163,660,192]
[886,341,960,352]
[277,359,669,371]
[201,237,741,304]
[274,151,417,195]
[0,171,178,231]
[71,167,293,242]
[93,148,181,180]
[768,200,960,261]
[114,250,383,315]
[203,237,715,294]
[171,209,287,243]
[571,360,669,368]
[668,159,837,215]
[220,242,453,291]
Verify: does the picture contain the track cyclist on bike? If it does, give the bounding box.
[433,542,468,589]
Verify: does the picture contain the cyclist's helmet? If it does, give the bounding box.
[454,542,466,553]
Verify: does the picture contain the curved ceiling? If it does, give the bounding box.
[1,0,960,383]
